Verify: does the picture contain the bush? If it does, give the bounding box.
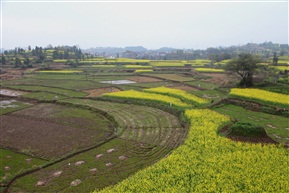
[228,122,267,137]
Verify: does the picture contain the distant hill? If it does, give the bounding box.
[125,46,147,52]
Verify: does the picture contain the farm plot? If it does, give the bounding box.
[84,87,121,97]
[127,76,162,83]
[191,90,227,101]
[8,99,186,193]
[213,104,289,144]
[9,138,173,193]
[2,78,104,91]
[5,85,87,98]
[146,74,195,82]
[0,148,47,186]
[229,88,289,108]
[102,90,192,108]
[0,89,27,96]
[185,80,219,90]
[97,109,289,193]
[0,103,114,160]
[201,72,240,86]
[0,99,32,115]
[59,99,182,134]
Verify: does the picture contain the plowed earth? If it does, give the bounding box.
[0,104,113,160]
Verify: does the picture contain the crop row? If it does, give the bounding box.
[194,68,225,73]
[125,65,152,69]
[98,109,289,193]
[5,85,87,98]
[229,88,289,108]
[144,86,209,106]
[37,70,83,74]
[102,90,192,108]
[135,69,154,73]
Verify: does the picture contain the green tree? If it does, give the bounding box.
[1,54,6,65]
[15,57,22,68]
[225,53,261,87]
[272,52,278,65]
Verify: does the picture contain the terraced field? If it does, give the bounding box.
[1,63,288,193]
[1,103,114,160]
[5,99,186,193]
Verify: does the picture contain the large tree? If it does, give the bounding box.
[225,53,261,87]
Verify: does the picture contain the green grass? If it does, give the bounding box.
[213,104,289,143]
[149,62,185,67]
[133,81,178,88]
[32,74,87,80]
[185,80,219,90]
[9,99,183,193]
[37,70,83,74]
[191,89,227,101]
[92,65,117,68]
[0,100,32,115]
[3,78,104,90]
[9,138,166,193]
[125,65,152,69]
[0,148,47,185]
[6,85,87,97]
[59,98,181,129]
[194,68,225,73]
[22,92,68,101]
[146,74,194,82]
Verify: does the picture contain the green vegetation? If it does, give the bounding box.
[97,109,289,193]
[5,85,87,97]
[0,148,47,185]
[1,49,289,193]
[22,91,67,102]
[227,122,266,137]
[0,100,32,115]
[194,67,225,73]
[213,104,289,143]
[147,73,195,82]
[186,80,219,89]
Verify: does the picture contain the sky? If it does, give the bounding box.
[1,0,288,50]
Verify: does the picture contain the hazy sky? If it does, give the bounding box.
[1,0,288,50]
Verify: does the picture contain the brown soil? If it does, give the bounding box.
[127,76,162,83]
[0,115,111,159]
[202,73,240,86]
[219,125,279,145]
[0,69,25,80]
[85,87,121,97]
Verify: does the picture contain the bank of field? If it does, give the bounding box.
[98,109,289,193]
[229,88,289,108]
